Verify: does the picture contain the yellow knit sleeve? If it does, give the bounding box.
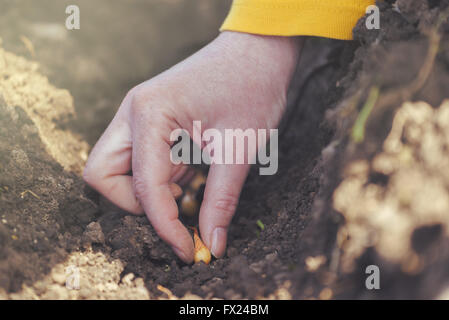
[220,0,375,40]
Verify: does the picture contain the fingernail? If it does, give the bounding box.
[211,227,226,258]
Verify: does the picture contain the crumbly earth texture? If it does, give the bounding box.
[1,0,449,299]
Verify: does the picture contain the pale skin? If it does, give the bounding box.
[83,31,304,263]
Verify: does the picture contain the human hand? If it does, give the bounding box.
[83,31,302,263]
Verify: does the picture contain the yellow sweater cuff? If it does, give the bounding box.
[220,0,375,40]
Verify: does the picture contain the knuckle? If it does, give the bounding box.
[151,215,174,239]
[124,86,138,101]
[132,175,149,202]
[129,88,148,116]
[213,191,239,220]
[130,86,162,115]
[82,162,99,187]
[129,85,173,121]
[130,86,147,107]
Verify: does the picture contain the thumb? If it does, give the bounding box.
[199,163,250,258]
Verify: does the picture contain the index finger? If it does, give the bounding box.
[131,113,194,263]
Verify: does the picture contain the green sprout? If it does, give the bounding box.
[256,219,265,231]
[351,86,380,143]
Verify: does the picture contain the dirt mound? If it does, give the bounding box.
[0,46,89,173]
[0,48,149,299]
[293,0,449,299]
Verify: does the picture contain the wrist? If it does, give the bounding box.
[200,31,301,130]
[216,31,303,69]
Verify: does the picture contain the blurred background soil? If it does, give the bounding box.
[1,0,449,300]
[0,0,231,146]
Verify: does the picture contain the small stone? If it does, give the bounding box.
[51,271,66,285]
[319,288,333,300]
[265,252,277,262]
[96,283,105,292]
[105,282,118,291]
[78,287,92,299]
[249,261,264,274]
[44,284,69,300]
[122,273,135,286]
[82,221,105,245]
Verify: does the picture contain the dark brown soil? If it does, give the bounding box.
[1,0,449,299]
[0,82,97,293]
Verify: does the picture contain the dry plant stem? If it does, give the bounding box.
[344,17,443,142]
[374,14,442,112]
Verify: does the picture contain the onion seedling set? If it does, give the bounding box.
[172,170,211,264]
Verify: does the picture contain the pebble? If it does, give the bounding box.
[51,271,66,285]
[82,221,105,245]
[122,273,135,286]
[105,282,119,291]
[265,252,278,262]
